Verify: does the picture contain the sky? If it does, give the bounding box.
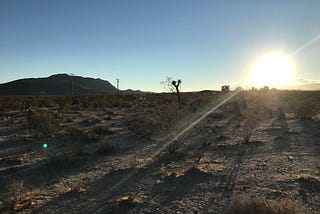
[0,0,320,92]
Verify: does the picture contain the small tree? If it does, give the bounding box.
[171,79,182,105]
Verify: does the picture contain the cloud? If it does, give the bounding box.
[295,78,320,84]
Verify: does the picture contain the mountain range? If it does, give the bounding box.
[0,74,144,96]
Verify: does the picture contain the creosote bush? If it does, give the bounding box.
[130,103,188,140]
[27,108,60,137]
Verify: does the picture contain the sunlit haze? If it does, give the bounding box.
[1,0,320,91]
[249,53,294,88]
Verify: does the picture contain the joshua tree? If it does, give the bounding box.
[160,76,175,93]
[171,79,182,105]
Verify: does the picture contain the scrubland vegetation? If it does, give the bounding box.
[0,90,319,213]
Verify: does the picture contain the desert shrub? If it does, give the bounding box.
[92,125,116,135]
[65,125,103,142]
[194,94,214,105]
[27,108,60,137]
[85,132,104,142]
[68,181,87,194]
[130,116,161,139]
[226,197,304,214]
[225,101,242,118]
[24,96,39,108]
[130,104,188,139]
[76,95,125,109]
[209,111,225,119]
[295,102,316,120]
[82,116,102,126]
[99,95,125,108]
[0,105,5,117]
[188,94,216,111]
[2,179,25,211]
[279,91,320,120]
[0,97,18,112]
[38,97,55,108]
[156,93,176,103]
[243,118,257,144]
[66,125,84,136]
[108,95,125,107]
[44,151,80,168]
[277,106,286,120]
[73,146,90,156]
[167,141,180,154]
[95,141,117,155]
[56,96,73,112]
[77,96,91,107]
[117,196,141,209]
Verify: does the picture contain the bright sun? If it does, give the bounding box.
[249,53,294,88]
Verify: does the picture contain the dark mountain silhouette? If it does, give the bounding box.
[0,74,143,95]
[292,83,320,91]
[121,89,145,94]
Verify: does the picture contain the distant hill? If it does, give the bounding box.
[283,83,320,91]
[0,74,144,95]
[121,89,145,94]
[295,83,320,90]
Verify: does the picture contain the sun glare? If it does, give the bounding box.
[249,53,294,88]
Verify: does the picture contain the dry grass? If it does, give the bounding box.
[0,91,319,212]
[1,179,26,212]
[68,181,87,194]
[75,94,125,108]
[226,197,305,214]
[117,195,142,209]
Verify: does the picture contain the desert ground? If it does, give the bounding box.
[0,90,319,213]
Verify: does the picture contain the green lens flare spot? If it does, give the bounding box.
[43,143,48,149]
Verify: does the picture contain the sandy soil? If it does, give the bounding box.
[0,92,319,213]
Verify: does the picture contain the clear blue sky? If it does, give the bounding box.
[1,0,319,91]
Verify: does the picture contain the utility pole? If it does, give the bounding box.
[116,79,119,95]
[69,73,74,96]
